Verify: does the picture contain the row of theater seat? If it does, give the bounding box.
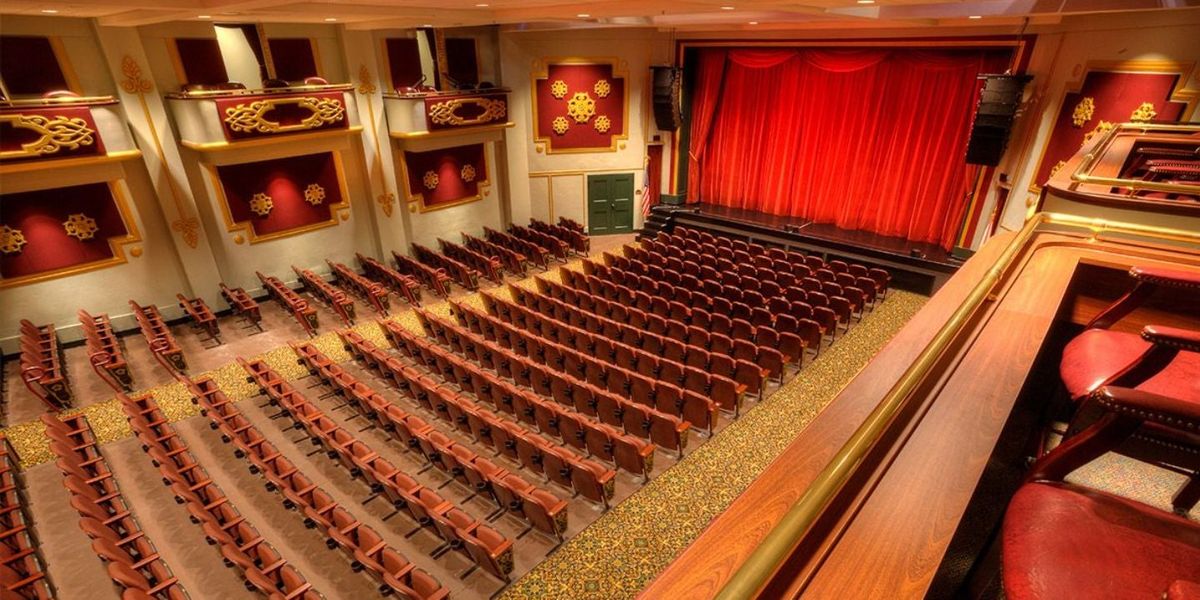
[78,309,133,393]
[358,254,424,307]
[369,324,648,486]
[413,243,481,292]
[417,306,700,446]
[43,412,187,599]
[437,238,503,286]
[185,375,451,599]
[241,358,515,586]
[463,232,527,278]
[129,301,188,374]
[299,338,575,538]
[175,294,220,345]
[219,283,263,332]
[258,272,320,336]
[1002,266,1200,600]
[507,225,569,263]
[119,389,320,598]
[18,320,71,410]
[329,260,391,316]
[294,267,356,327]
[0,435,52,599]
[529,219,589,255]
[484,227,551,271]
[392,251,454,298]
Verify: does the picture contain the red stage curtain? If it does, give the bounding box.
[695,47,1009,249]
[685,49,728,202]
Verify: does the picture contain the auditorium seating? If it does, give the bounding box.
[44,412,188,598]
[293,267,356,327]
[413,243,481,291]
[129,301,188,373]
[176,294,221,344]
[18,320,71,411]
[438,238,503,286]
[219,283,263,332]
[391,251,453,298]
[78,309,133,393]
[484,227,550,271]
[257,272,319,336]
[529,219,589,255]
[412,305,698,449]
[240,359,515,585]
[327,260,390,315]
[299,338,574,540]
[185,375,450,598]
[0,435,53,599]
[508,224,569,263]
[118,389,322,598]
[1001,386,1200,600]
[357,253,423,307]
[462,232,527,278]
[556,217,585,235]
[378,321,630,500]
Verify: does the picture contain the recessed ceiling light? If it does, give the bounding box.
[41,8,58,13]
[475,2,489,5]
[197,14,211,18]
[856,0,874,4]
[748,21,758,24]
[324,17,337,21]
[421,23,432,27]
[968,14,982,18]
[721,5,735,9]
[576,13,590,17]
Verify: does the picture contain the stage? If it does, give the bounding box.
[645,203,963,293]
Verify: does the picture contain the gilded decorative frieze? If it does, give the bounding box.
[223,96,346,134]
[1129,101,1158,122]
[63,213,99,241]
[0,113,95,159]
[1071,97,1095,127]
[427,97,508,127]
[0,225,27,254]
[304,183,326,206]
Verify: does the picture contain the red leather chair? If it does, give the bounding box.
[1002,386,1200,599]
[1059,266,1200,405]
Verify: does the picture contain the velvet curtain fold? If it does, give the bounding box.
[686,49,728,202]
[693,47,1009,250]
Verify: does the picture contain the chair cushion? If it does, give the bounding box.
[1060,329,1200,401]
[1003,481,1200,600]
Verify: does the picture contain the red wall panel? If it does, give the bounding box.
[1,183,129,280]
[533,62,626,153]
[404,144,487,209]
[216,152,342,240]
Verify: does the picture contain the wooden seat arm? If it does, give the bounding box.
[1130,266,1200,290]
[1093,385,1200,426]
[1142,325,1200,353]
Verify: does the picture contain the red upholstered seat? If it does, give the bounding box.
[1002,481,1200,600]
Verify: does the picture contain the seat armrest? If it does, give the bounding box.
[1142,325,1200,353]
[1093,385,1200,426]
[1130,266,1200,290]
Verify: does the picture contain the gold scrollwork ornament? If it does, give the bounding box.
[566,92,596,123]
[461,164,477,182]
[423,171,440,190]
[1071,97,1095,127]
[0,114,96,158]
[223,97,346,134]
[1082,120,1114,146]
[249,193,274,217]
[63,213,99,241]
[304,183,326,206]
[427,98,508,127]
[0,226,27,254]
[593,115,612,134]
[594,79,611,98]
[552,116,570,135]
[1130,102,1157,122]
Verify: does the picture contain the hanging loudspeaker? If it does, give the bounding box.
[651,66,682,131]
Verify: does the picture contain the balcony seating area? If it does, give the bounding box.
[129,301,188,374]
[301,337,574,541]
[18,320,71,411]
[1001,266,1200,599]
[294,266,356,327]
[43,412,187,599]
[119,389,321,598]
[358,254,424,307]
[241,357,513,587]
[328,260,391,316]
[78,309,133,393]
[176,294,221,345]
[0,435,52,599]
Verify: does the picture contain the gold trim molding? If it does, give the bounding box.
[0,113,96,159]
[223,96,347,134]
[181,125,363,152]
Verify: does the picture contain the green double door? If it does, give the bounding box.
[586,173,634,235]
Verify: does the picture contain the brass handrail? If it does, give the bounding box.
[715,212,1200,600]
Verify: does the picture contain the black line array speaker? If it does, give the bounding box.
[651,66,682,131]
[965,74,1032,166]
